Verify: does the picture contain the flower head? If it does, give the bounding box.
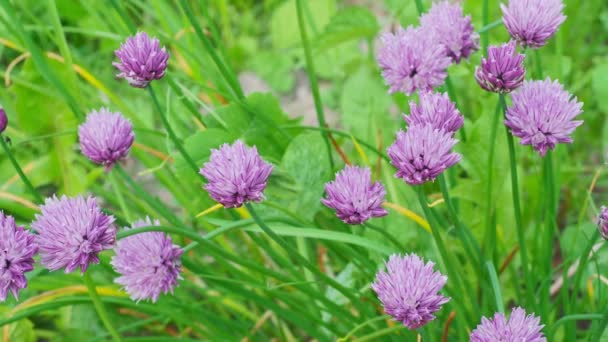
[470,307,546,342]
[377,26,452,95]
[32,195,116,273]
[0,107,7,133]
[322,166,388,225]
[475,41,525,93]
[388,124,461,185]
[112,217,183,302]
[404,92,463,134]
[598,206,608,240]
[114,32,169,88]
[372,254,449,329]
[420,1,479,63]
[79,108,134,170]
[501,0,566,49]
[0,212,37,301]
[505,79,583,156]
[200,140,273,208]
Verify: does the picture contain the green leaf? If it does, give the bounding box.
[592,63,608,114]
[270,0,336,49]
[249,51,296,93]
[279,132,331,220]
[340,67,395,148]
[315,6,379,52]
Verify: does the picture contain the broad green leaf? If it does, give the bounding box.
[315,6,379,52]
[279,132,331,220]
[249,51,295,93]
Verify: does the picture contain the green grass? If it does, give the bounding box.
[0,0,607,340]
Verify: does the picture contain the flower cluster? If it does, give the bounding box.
[0,212,37,301]
[475,40,525,93]
[501,0,566,49]
[505,79,583,156]
[114,32,169,88]
[470,307,546,341]
[79,108,135,170]
[322,165,388,225]
[404,92,463,134]
[112,218,183,302]
[372,254,449,329]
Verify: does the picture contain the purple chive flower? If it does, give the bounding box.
[200,140,273,208]
[372,254,449,329]
[420,1,479,63]
[321,165,388,225]
[112,217,182,302]
[598,206,608,240]
[32,195,116,273]
[470,307,546,342]
[114,32,169,88]
[377,26,452,95]
[501,0,566,49]
[0,212,37,301]
[79,108,135,170]
[388,124,461,185]
[0,107,7,133]
[404,92,463,134]
[475,41,525,93]
[505,79,583,157]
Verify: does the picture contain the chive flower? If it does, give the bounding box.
[598,206,608,240]
[475,41,525,93]
[114,32,169,88]
[377,26,452,95]
[501,0,566,49]
[78,108,135,170]
[404,92,463,134]
[112,217,183,302]
[504,79,583,157]
[0,212,37,301]
[32,195,116,273]
[388,124,461,185]
[372,254,449,329]
[0,107,7,133]
[322,165,388,225]
[420,1,479,63]
[200,140,273,208]
[470,307,546,341]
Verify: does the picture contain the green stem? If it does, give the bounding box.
[438,175,482,268]
[415,186,474,325]
[147,85,201,178]
[485,261,505,313]
[500,95,535,308]
[83,272,122,342]
[477,20,503,34]
[364,223,405,251]
[534,49,544,79]
[295,0,334,170]
[244,203,360,306]
[178,0,244,100]
[445,76,466,143]
[414,0,424,14]
[542,151,556,321]
[109,168,132,222]
[0,136,43,203]
[483,99,502,262]
[482,0,489,51]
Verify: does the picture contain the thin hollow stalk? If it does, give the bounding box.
[477,20,503,34]
[482,0,489,51]
[147,85,201,178]
[438,175,482,268]
[295,0,334,170]
[542,151,556,320]
[445,76,466,142]
[244,203,360,305]
[83,272,122,342]
[415,186,474,325]
[500,95,535,308]
[414,0,424,14]
[483,99,503,262]
[178,0,244,100]
[109,168,131,222]
[485,261,505,313]
[0,135,43,203]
